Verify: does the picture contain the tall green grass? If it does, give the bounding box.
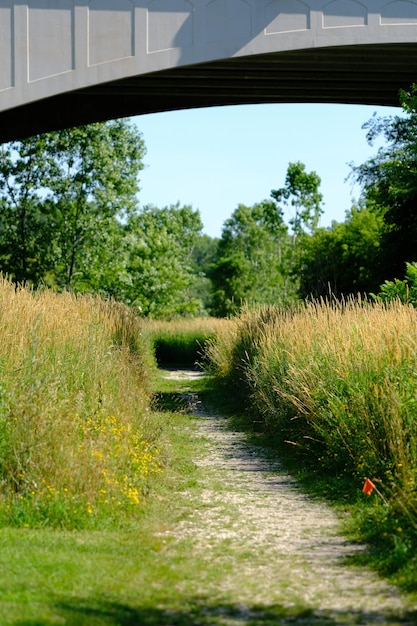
[147,317,228,368]
[0,277,162,529]
[205,300,417,588]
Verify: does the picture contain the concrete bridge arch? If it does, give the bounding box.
[1,0,417,141]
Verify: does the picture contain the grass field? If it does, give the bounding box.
[1,278,417,618]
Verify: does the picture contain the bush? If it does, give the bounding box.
[374,261,417,305]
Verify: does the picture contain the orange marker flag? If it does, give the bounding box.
[362,478,375,495]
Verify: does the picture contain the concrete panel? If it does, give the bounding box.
[147,0,194,52]
[28,0,74,81]
[380,0,417,24]
[323,0,368,28]
[265,0,310,34]
[88,0,134,65]
[0,2,13,91]
[206,0,253,43]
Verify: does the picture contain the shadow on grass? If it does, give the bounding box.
[152,368,213,414]
[14,598,417,626]
[152,391,194,413]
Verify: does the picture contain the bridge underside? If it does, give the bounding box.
[1,43,415,142]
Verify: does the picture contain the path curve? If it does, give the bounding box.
[162,369,417,625]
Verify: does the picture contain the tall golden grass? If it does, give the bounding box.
[0,277,160,528]
[206,300,417,536]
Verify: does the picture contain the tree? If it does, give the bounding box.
[270,161,324,297]
[0,137,55,283]
[191,233,218,273]
[271,161,323,236]
[0,120,146,290]
[41,120,145,290]
[297,203,384,299]
[210,201,293,317]
[123,204,204,318]
[190,233,218,312]
[350,85,417,280]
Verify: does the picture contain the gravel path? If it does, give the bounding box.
[162,370,417,625]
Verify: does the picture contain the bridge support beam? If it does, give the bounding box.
[1,1,417,140]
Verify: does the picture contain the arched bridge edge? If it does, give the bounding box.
[1,0,417,140]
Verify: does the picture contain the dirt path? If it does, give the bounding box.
[162,369,417,625]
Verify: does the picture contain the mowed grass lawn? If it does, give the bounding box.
[0,378,210,626]
[0,524,201,624]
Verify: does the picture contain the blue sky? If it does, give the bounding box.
[133,102,401,238]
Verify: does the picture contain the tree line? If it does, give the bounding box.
[2,86,417,317]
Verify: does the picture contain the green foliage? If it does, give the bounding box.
[124,203,204,318]
[0,128,213,318]
[152,334,205,368]
[270,161,324,301]
[191,233,219,271]
[298,204,384,298]
[271,160,323,236]
[374,261,417,305]
[0,120,146,291]
[351,84,417,281]
[190,233,219,311]
[0,139,56,283]
[210,163,324,317]
[210,201,295,316]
